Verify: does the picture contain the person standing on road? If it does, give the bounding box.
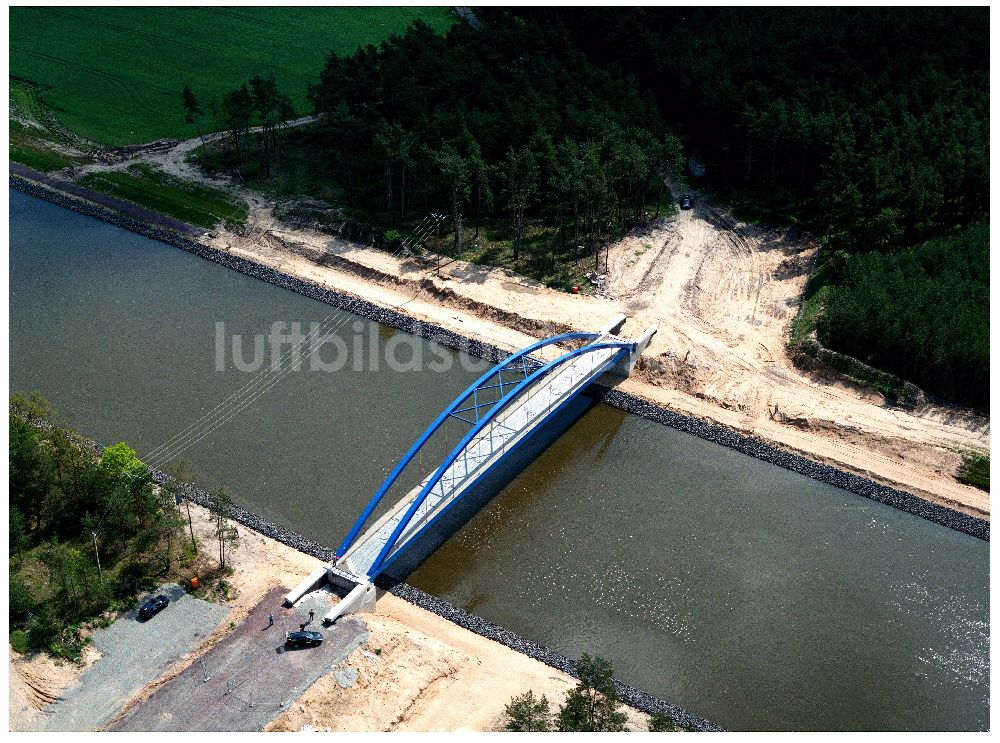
[308,609,315,624]
[268,612,274,627]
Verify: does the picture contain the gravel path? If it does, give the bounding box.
[110,586,368,731]
[30,584,229,731]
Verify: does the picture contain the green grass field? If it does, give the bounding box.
[9,137,86,172]
[79,164,248,229]
[10,6,456,145]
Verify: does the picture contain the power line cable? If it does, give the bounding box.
[141,212,440,463]
[142,213,446,471]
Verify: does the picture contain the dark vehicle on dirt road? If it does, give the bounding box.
[138,595,170,620]
[285,630,324,648]
[680,193,693,210]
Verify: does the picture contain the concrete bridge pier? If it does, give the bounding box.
[593,313,657,379]
[607,323,658,378]
[282,563,377,624]
[321,580,376,625]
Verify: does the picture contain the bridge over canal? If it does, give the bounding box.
[285,316,656,622]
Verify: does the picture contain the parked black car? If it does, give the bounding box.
[285,630,324,648]
[680,193,693,210]
[138,595,170,620]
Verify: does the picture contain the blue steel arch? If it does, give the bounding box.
[367,340,633,577]
[335,332,601,558]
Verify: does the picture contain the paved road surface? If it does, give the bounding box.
[31,583,229,731]
[111,586,368,731]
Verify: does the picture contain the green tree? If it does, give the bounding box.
[9,506,30,555]
[579,141,612,268]
[47,425,99,529]
[100,443,156,530]
[435,142,471,253]
[249,74,279,176]
[467,138,492,239]
[503,690,552,731]
[26,604,61,650]
[10,572,34,618]
[550,138,583,246]
[9,414,56,531]
[165,460,198,553]
[182,83,204,142]
[40,541,83,611]
[102,481,136,552]
[556,654,629,732]
[503,147,539,262]
[100,442,145,480]
[137,484,186,570]
[9,390,54,422]
[207,488,239,569]
[648,712,678,731]
[220,84,254,172]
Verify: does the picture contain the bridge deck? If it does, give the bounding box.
[340,341,625,579]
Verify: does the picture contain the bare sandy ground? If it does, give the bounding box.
[266,595,649,732]
[8,646,99,730]
[10,502,652,732]
[209,202,988,518]
[58,134,989,519]
[215,506,650,732]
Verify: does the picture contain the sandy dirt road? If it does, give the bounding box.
[606,191,989,517]
[53,136,990,518]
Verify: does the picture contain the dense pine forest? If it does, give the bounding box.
[307,17,682,254]
[197,15,682,282]
[197,9,987,409]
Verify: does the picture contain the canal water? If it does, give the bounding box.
[9,190,989,730]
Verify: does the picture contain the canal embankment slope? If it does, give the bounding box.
[8,167,989,538]
[51,133,992,523]
[207,201,988,521]
[160,472,721,731]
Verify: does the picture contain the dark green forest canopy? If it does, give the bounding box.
[819,222,989,409]
[302,17,682,248]
[511,7,988,253]
[501,7,987,408]
[205,9,986,408]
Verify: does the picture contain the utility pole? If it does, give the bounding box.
[185,497,197,552]
[91,531,104,585]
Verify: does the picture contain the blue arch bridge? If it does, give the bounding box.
[284,314,657,622]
